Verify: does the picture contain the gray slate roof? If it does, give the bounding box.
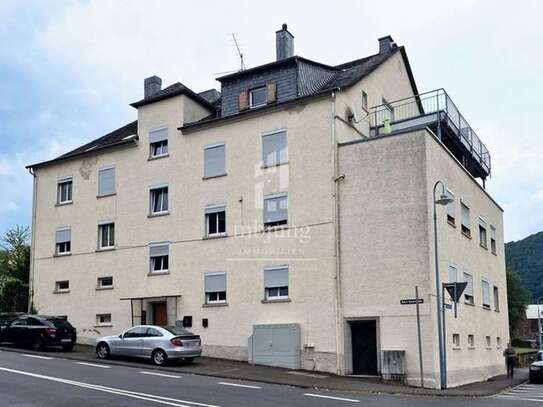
[29,46,417,168]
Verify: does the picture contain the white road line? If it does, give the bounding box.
[77,362,111,369]
[140,371,181,379]
[0,367,220,407]
[495,395,543,403]
[304,393,360,403]
[22,354,53,360]
[218,382,262,389]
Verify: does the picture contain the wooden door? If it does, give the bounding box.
[152,303,168,326]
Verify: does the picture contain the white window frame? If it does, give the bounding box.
[479,217,488,249]
[149,127,169,158]
[204,272,227,304]
[446,189,455,226]
[452,333,460,348]
[203,142,226,178]
[448,264,458,283]
[461,202,471,238]
[264,265,289,301]
[97,276,113,289]
[481,278,491,309]
[54,280,70,293]
[205,204,226,237]
[468,334,475,348]
[96,314,112,326]
[97,222,115,250]
[97,166,116,197]
[493,285,500,312]
[55,227,71,255]
[57,176,73,204]
[463,271,474,304]
[149,185,169,215]
[263,192,288,228]
[249,86,267,108]
[490,225,497,254]
[149,242,169,274]
[261,128,288,167]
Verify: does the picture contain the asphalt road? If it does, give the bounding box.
[0,349,541,406]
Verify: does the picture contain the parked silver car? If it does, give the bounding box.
[95,325,201,365]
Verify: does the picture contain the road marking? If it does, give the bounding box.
[495,395,543,403]
[0,367,220,407]
[22,354,53,360]
[218,382,262,389]
[493,383,543,403]
[77,362,111,369]
[140,371,181,379]
[304,393,360,403]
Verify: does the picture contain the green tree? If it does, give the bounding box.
[507,267,529,337]
[0,225,30,312]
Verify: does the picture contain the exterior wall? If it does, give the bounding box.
[338,130,436,386]
[424,131,508,387]
[31,96,340,372]
[336,52,416,144]
[220,64,298,116]
[338,129,507,388]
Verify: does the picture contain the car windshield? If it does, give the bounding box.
[46,318,72,329]
[163,326,193,336]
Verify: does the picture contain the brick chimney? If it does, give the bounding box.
[276,23,294,61]
[378,35,396,53]
[144,76,162,98]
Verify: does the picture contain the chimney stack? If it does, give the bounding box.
[276,23,294,61]
[144,76,162,98]
[378,35,396,54]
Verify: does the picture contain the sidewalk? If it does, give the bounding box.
[0,344,528,397]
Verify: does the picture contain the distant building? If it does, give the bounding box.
[518,305,543,339]
[27,25,507,388]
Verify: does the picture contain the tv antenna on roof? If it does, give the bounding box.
[232,33,245,71]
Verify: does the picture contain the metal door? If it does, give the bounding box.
[252,324,300,369]
[351,320,378,375]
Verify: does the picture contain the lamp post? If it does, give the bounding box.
[433,181,454,390]
[538,297,543,351]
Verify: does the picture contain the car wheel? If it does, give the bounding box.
[31,337,43,351]
[151,349,167,366]
[62,343,75,352]
[96,342,110,359]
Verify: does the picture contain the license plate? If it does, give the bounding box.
[61,339,72,343]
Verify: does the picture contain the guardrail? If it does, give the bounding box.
[369,89,491,176]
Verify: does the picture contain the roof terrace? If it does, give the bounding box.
[369,89,491,183]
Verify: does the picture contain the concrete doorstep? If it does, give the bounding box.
[0,344,529,397]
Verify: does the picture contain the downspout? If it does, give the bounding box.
[331,91,344,375]
[28,167,38,313]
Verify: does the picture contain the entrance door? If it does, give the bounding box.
[351,320,378,375]
[152,303,168,326]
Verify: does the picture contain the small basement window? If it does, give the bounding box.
[55,280,69,292]
[96,314,112,326]
[97,277,113,289]
[249,86,267,108]
[452,333,460,348]
[468,334,475,348]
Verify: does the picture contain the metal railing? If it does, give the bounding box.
[369,89,491,175]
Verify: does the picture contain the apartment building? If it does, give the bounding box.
[27,25,508,388]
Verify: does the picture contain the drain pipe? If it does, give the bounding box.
[331,91,344,375]
[28,167,38,313]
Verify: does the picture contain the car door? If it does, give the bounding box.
[117,327,146,357]
[141,328,164,358]
[4,318,27,344]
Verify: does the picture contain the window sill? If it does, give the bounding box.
[148,212,170,218]
[461,231,472,239]
[202,173,227,180]
[53,290,70,294]
[494,309,500,313]
[480,244,488,250]
[148,153,169,161]
[202,302,228,308]
[94,324,113,328]
[55,201,73,207]
[468,347,476,350]
[447,220,456,228]
[452,346,461,351]
[464,300,475,307]
[54,253,72,258]
[263,224,288,232]
[261,298,291,304]
[491,251,497,256]
[486,347,493,350]
[96,286,114,291]
[482,305,491,310]
[147,271,170,276]
[96,247,116,253]
[261,162,289,170]
[203,233,228,240]
[97,193,116,199]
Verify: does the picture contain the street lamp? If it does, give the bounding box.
[538,297,543,351]
[433,181,454,390]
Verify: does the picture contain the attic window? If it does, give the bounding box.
[250,87,267,108]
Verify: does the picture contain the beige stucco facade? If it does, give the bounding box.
[29,49,507,388]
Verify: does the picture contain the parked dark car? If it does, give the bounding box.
[530,359,543,384]
[0,315,76,351]
[0,313,24,334]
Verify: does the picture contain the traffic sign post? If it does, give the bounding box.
[401,287,424,388]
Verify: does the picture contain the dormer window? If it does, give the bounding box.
[249,86,267,108]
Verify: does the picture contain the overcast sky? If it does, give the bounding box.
[0,0,542,242]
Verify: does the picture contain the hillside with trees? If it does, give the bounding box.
[505,230,543,302]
